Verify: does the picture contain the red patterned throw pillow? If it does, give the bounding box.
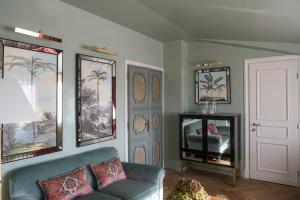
[39,168,93,200]
[208,123,219,135]
[91,157,127,189]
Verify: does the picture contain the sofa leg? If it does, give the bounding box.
[232,167,237,185]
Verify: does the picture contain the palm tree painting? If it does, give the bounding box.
[195,67,231,104]
[87,69,108,133]
[76,54,116,147]
[0,40,63,162]
[5,54,56,142]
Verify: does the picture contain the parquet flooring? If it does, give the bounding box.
[164,169,300,200]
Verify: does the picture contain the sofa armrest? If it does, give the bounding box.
[122,162,165,185]
[187,135,203,142]
[207,135,222,144]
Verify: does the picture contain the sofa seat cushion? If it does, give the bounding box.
[101,179,157,200]
[75,192,122,200]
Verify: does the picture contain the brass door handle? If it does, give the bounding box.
[252,123,261,126]
[146,119,150,131]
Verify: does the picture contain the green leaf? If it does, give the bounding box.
[204,74,212,82]
[32,57,44,64]
[208,73,213,81]
[214,76,223,84]
[5,62,29,71]
[5,55,30,64]
[199,80,209,84]
[34,63,56,73]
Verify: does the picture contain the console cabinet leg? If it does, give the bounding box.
[232,167,237,185]
[180,160,185,176]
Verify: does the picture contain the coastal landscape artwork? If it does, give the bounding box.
[0,38,63,163]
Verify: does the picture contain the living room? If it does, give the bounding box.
[1,0,300,199]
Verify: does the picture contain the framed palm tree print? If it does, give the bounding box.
[76,54,116,147]
[195,67,231,104]
[0,38,63,163]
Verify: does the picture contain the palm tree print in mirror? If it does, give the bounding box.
[76,54,116,147]
[195,67,231,104]
[0,38,63,163]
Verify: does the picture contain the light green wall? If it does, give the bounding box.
[163,39,300,173]
[163,40,188,170]
[2,0,300,197]
[0,0,163,198]
[187,41,300,173]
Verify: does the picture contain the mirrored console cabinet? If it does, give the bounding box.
[179,112,241,183]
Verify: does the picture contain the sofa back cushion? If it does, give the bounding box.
[9,147,118,200]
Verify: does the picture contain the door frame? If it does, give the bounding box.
[244,55,300,183]
[124,59,164,167]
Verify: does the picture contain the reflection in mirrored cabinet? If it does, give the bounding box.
[179,112,240,184]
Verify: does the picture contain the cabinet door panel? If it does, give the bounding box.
[206,119,233,167]
[149,70,162,108]
[150,109,162,166]
[128,66,150,164]
[149,70,162,167]
[129,66,149,109]
[180,114,240,168]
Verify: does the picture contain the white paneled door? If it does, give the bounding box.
[249,57,299,186]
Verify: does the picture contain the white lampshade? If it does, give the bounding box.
[0,79,37,123]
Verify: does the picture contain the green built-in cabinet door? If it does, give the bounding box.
[149,70,162,166]
[128,66,162,167]
[129,66,150,165]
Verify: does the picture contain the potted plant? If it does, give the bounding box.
[167,178,228,200]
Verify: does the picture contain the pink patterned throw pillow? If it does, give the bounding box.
[39,168,93,200]
[208,124,219,135]
[91,157,127,189]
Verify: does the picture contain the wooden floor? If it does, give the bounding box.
[164,169,300,200]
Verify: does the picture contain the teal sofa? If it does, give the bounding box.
[8,147,165,200]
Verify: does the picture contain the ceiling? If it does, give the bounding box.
[61,0,300,43]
